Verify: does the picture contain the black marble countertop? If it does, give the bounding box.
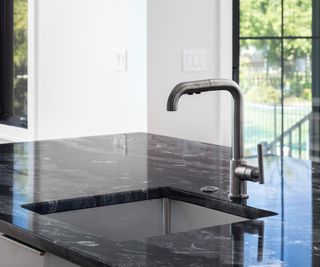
[0,132,319,266]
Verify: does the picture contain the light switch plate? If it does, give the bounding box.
[183,49,207,72]
[114,49,127,72]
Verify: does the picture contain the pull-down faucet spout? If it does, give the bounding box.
[167,79,243,160]
[167,79,264,200]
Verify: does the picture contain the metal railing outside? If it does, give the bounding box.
[244,103,311,159]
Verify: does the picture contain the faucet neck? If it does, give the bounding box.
[208,80,243,160]
[167,79,244,160]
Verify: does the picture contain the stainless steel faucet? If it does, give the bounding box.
[167,79,264,200]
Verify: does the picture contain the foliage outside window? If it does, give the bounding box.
[14,0,28,126]
[237,0,315,159]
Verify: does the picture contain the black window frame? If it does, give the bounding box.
[0,0,14,119]
[232,0,320,159]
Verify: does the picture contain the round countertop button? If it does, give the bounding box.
[200,186,219,193]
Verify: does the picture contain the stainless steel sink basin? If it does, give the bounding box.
[23,188,276,242]
[45,198,248,241]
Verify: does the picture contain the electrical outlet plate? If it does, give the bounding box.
[183,49,207,72]
[114,49,127,72]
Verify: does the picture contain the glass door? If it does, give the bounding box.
[233,0,319,161]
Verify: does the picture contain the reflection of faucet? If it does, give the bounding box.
[113,134,128,155]
[167,79,264,199]
[231,220,265,264]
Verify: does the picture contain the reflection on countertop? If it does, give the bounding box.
[0,132,319,266]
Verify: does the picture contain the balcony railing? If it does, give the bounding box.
[244,103,311,159]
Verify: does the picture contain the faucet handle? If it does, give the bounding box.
[233,144,265,184]
[257,143,264,184]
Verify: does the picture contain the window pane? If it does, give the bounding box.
[240,0,282,37]
[283,39,312,158]
[284,0,312,36]
[240,40,282,156]
[13,0,28,128]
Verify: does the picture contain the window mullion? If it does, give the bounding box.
[280,0,285,158]
[310,0,320,160]
[0,0,14,118]
[233,0,240,83]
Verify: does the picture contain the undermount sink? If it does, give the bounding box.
[22,188,276,242]
[43,198,248,241]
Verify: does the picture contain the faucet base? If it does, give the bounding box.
[229,159,249,199]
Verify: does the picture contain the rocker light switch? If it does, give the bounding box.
[183,49,207,72]
[114,49,127,72]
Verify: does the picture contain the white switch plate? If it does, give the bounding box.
[183,49,207,72]
[114,49,127,72]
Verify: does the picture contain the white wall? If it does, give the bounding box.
[36,0,147,140]
[3,0,233,144]
[217,0,233,147]
[147,0,233,146]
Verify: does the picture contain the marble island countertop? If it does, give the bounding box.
[0,133,319,266]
